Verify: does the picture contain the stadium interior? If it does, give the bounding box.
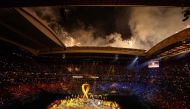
[0,1,190,109]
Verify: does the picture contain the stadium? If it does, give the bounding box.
[0,1,190,109]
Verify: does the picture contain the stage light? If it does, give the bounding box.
[74,67,80,72]
[72,75,83,79]
[133,57,139,63]
[67,67,73,72]
[89,76,99,79]
[98,101,101,105]
[114,54,119,61]
[62,54,66,59]
[128,56,139,68]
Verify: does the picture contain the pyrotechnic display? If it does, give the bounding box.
[0,1,190,109]
[29,6,190,50]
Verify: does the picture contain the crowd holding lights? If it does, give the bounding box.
[0,48,189,109]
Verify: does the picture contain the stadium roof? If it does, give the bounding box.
[0,8,65,55]
[146,28,190,58]
[0,8,189,57]
[0,0,190,7]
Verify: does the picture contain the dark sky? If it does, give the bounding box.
[59,7,132,40]
[31,6,190,49]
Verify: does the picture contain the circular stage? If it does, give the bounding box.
[48,83,120,109]
[48,98,120,109]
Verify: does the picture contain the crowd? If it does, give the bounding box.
[0,47,189,109]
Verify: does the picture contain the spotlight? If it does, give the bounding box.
[131,56,139,65]
[89,76,99,79]
[72,75,83,79]
[62,54,66,59]
[127,56,139,69]
[114,54,119,61]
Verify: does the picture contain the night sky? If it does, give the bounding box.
[30,6,190,49]
[59,7,132,40]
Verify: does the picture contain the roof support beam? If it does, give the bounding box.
[38,47,146,56]
[0,37,39,55]
[16,8,66,49]
[0,0,190,7]
[0,20,46,48]
[146,28,190,57]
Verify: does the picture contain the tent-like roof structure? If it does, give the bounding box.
[0,0,190,7]
[0,8,189,58]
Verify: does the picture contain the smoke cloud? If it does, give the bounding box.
[129,7,190,49]
[28,7,190,50]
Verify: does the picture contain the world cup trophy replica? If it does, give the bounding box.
[82,83,90,99]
